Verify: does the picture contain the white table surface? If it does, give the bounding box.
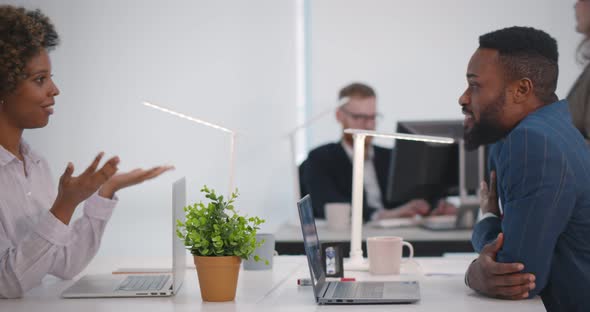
[0,255,543,311]
[263,256,543,311]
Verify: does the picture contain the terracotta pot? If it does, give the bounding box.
[193,255,241,302]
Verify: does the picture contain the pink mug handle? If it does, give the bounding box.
[401,241,414,262]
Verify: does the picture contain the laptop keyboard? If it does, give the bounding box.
[332,282,384,299]
[116,275,170,292]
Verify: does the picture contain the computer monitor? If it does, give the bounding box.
[385,120,483,206]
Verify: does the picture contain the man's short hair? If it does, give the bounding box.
[338,82,376,100]
[479,26,559,104]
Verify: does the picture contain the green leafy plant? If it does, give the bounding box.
[176,185,267,263]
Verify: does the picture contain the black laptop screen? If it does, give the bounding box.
[297,195,326,297]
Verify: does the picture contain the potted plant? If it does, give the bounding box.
[176,185,265,302]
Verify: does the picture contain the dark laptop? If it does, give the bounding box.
[297,195,421,304]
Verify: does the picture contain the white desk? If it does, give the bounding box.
[263,256,543,311]
[0,255,543,311]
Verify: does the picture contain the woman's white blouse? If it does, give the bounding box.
[0,141,117,298]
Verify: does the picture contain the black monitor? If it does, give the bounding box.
[385,120,482,206]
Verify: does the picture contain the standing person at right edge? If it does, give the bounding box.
[568,0,590,144]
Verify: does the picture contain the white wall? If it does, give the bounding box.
[4,0,583,257]
[307,0,582,149]
[8,0,298,257]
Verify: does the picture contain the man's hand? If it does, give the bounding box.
[51,152,120,224]
[466,233,536,299]
[430,200,458,216]
[376,199,430,219]
[480,171,500,216]
[98,165,175,199]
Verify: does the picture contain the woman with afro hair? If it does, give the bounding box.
[0,5,173,298]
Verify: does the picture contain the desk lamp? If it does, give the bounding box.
[343,129,454,271]
[142,101,236,197]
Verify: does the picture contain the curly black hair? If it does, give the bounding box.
[479,26,559,104]
[0,5,59,95]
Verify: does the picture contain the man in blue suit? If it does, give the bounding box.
[462,26,590,311]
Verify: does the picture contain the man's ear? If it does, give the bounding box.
[512,78,534,104]
[335,108,345,124]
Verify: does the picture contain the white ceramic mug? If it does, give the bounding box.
[324,202,351,230]
[243,233,275,270]
[367,236,414,275]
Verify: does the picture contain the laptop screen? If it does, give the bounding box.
[172,177,187,292]
[297,195,326,298]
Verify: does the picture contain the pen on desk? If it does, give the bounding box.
[297,277,356,286]
[297,278,313,286]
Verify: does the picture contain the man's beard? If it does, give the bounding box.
[463,94,510,151]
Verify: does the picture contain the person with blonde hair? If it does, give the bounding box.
[303,82,456,222]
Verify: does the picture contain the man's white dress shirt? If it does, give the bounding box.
[341,142,385,219]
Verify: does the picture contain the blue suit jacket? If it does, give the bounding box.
[472,100,590,311]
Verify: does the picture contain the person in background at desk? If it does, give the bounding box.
[0,6,173,298]
[568,0,590,145]
[302,82,457,222]
[461,26,590,311]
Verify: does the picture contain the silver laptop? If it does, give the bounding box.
[62,177,187,298]
[297,195,420,304]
